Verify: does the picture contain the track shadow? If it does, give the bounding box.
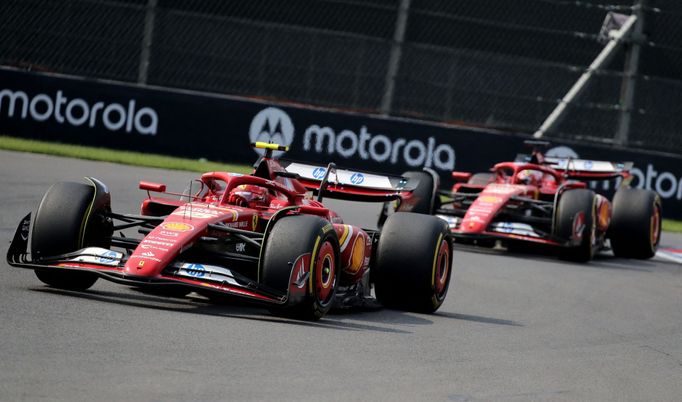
[454,241,664,273]
[435,311,523,327]
[31,286,414,334]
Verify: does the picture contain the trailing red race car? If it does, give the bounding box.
[384,142,661,262]
[7,142,453,320]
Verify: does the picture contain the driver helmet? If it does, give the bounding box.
[228,184,268,207]
[517,169,543,185]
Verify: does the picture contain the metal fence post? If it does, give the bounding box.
[615,0,647,146]
[138,0,158,84]
[533,15,638,139]
[380,0,411,115]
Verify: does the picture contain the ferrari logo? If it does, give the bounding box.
[252,214,258,230]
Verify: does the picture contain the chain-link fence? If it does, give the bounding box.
[2,0,682,154]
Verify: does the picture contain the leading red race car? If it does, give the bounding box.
[386,142,661,262]
[7,143,453,320]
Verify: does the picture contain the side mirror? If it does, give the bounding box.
[139,181,167,192]
[451,172,472,182]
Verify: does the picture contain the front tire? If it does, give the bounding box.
[32,181,112,290]
[374,213,453,313]
[261,215,340,320]
[554,189,596,262]
[609,188,661,259]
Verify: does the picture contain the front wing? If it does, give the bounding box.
[6,213,289,305]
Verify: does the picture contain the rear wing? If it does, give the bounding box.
[544,157,632,180]
[281,161,416,202]
[515,153,632,180]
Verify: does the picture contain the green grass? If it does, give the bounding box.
[662,219,682,233]
[0,135,252,174]
[3,135,682,233]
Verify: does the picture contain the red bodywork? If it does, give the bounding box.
[8,154,405,306]
[436,154,629,249]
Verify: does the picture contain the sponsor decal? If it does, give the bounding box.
[143,238,175,247]
[248,107,456,171]
[223,220,250,229]
[349,172,364,185]
[478,195,502,204]
[490,222,539,237]
[629,163,682,200]
[68,248,122,266]
[572,212,585,242]
[140,244,168,252]
[252,214,258,230]
[498,222,514,233]
[0,89,157,135]
[183,263,206,278]
[158,230,179,238]
[142,251,155,257]
[132,254,162,262]
[161,222,194,232]
[286,162,393,189]
[235,243,246,253]
[303,124,455,170]
[97,250,119,264]
[172,206,237,220]
[485,184,518,194]
[294,258,308,288]
[312,167,327,179]
[249,107,294,157]
[322,224,334,233]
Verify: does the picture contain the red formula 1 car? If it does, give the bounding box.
[387,142,661,262]
[7,143,452,320]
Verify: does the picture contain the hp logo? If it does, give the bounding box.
[312,167,327,179]
[349,173,364,185]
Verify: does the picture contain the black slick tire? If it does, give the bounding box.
[554,189,596,262]
[32,182,111,290]
[373,212,452,313]
[609,188,661,259]
[261,215,340,321]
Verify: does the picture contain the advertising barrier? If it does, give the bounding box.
[2,67,682,219]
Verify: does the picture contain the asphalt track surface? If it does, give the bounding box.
[1,150,681,402]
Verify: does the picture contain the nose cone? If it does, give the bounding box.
[461,219,484,233]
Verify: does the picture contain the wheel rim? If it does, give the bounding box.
[434,238,450,297]
[650,202,661,249]
[315,240,336,304]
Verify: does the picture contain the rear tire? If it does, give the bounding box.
[609,188,661,259]
[32,181,111,290]
[374,212,453,313]
[554,189,596,262]
[261,215,340,320]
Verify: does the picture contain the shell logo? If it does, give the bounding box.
[161,222,194,232]
[479,195,502,203]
